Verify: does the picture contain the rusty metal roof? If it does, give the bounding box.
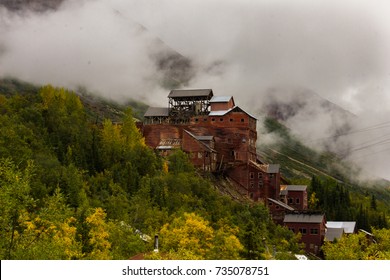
[168,89,213,98]
[284,213,325,224]
[144,107,169,117]
[283,185,307,192]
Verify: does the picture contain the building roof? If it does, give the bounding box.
[168,89,213,99]
[209,106,257,119]
[184,130,216,152]
[267,164,280,174]
[209,110,231,116]
[325,227,344,242]
[194,135,214,141]
[326,221,356,234]
[284,213,325,224]
[210,96,234,103]
[285,185,307,192]
[144,107,169,117]
[268,198,295,211]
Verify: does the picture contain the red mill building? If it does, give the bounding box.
[139,89,332,256]
[139,89,281,202]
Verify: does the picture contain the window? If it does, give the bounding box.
[299,228,307,235]
[275,205,280,210]
[220,118,224,122]
[310,228,318,235]
[296,198,300,204]
[203,118,207,122]
[289,228,295,233]
[241,118,245,122]
[195,118,199,122]
[230,118,233,122]
[249,181,254,188]
[250,192,254,199]
[258,173,263,179]
[211,118,215,122]
[249,172,254,179]
[288,198,293,204]
[258,181,263,188]
[268,201,273,206]
[269,174,274,179]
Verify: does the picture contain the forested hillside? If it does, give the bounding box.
[258,117,390,231]
[0,80,302,260]
[1,79,389,260]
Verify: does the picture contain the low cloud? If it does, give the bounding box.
[1,0,389,179]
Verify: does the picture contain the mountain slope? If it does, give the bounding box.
[258,117,390,206]
[0,0,65,12]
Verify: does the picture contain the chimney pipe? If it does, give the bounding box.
[154,235,159,253]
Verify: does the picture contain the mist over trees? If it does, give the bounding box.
[0,83,304,260]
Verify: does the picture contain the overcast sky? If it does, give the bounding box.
[0,0,389,180]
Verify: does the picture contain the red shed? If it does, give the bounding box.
[283,213,326,255]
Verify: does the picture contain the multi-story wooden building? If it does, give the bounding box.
[140,89,279,202]
[140,88,356,257]
[283,213,326,255]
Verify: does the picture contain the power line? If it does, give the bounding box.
[346,146,390,160]
[306,120,390,143]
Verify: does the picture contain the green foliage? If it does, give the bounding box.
[323,228,390,259]
[107,220,147,260]
[0,159,34,259]
[84,208,112,260]
[2,81,386,260]
[159,212,243,260]
[309,176,389,230]
[167,150,194,174]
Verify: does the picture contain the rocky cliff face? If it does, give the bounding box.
[0,0,65,12]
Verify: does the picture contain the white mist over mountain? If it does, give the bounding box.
[0,0,389,180]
